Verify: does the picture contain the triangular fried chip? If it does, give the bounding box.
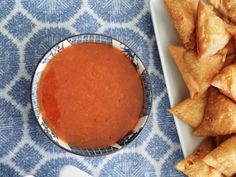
[197,0,231,60]
[212,64,236,102]
[169,45,227,97]
[194,87,236,136]
[204,135,236,177]
[209,0,236,24]
[164,0,197,49]
[169,91,207,128]
[176,137,223,177]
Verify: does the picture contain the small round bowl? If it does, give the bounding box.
[31,34,152,156]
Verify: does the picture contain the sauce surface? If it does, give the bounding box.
[38,42,144,149]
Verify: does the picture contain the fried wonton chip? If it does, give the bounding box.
[168,46,227,97]
[212,64,236,102]
[194,87,236,136]
[176,137,223,177]
[209,0,236,24]
[164,0,197,49]
[204,135,236,177]
[197,0,231,60]
[169,91,207,128]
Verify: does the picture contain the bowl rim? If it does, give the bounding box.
[30,33,153,156]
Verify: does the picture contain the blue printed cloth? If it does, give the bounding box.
[0,0,184,176]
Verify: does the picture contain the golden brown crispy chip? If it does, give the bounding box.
[194,87,236,136]
[176,137,223,177]
[197,0,231,60]
[169,91,207,128]
[204,135,236,177]
[212,64,236,102]
[164,0,197,49]
[168,45,227,97]
[209,0,236,24]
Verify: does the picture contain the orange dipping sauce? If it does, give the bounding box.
[38,42,144,149]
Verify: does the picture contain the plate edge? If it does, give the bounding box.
[150,0,188,157]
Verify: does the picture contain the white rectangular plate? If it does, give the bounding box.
[150,0,204,157]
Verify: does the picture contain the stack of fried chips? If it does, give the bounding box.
[164,0,236,176]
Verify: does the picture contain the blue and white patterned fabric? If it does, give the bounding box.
[0,0,184,176]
